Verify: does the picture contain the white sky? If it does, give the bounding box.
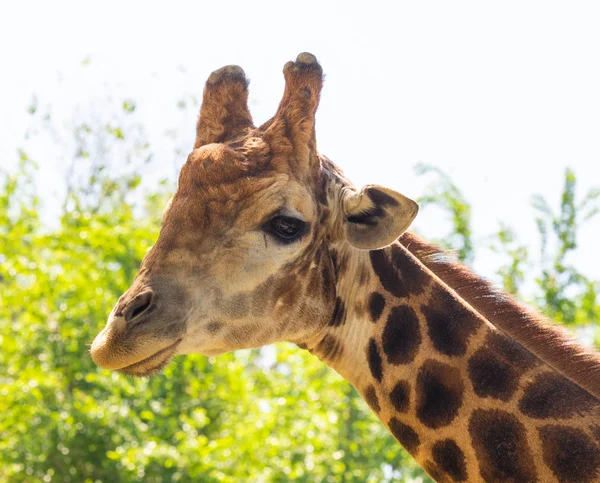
[1,1,599,286]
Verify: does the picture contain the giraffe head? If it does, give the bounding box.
[90,53,418,376]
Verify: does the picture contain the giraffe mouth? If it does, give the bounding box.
[117,339,183,377]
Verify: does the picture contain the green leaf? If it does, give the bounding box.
[122,100,136,113]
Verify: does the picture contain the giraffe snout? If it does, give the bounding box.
[118,290,155,326]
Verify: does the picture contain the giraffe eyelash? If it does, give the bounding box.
[262,215,308,244]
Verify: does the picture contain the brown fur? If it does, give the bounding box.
[194,65,254,148]
[400,231,600,401]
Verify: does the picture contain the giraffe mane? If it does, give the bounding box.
[400,231,600,401]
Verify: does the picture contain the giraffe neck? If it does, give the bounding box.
[304,238,600,482]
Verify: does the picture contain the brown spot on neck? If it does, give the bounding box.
[539,425,600,482]
[402,231,600,401]
[421,284,481,357]
[388,418,420,455]
[519,372,598,419]
[382,304,421,365]
[366,338,383,382]
[468,347,520,401]
[364,385,380,413]
[432,439,468,482]
[415,360,464,429]
[389,380,410,413]
[369,243,429,298]
[469,409,537,482]
[368,292,385,323]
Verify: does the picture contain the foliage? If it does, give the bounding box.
[418,165,600,343]
[532,169,600,327]
[0,141,421,482]
[1,88,598,482]
[489,223,529,296]
[415,164,473,264]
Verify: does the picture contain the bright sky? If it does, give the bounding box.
[1,1,599,285]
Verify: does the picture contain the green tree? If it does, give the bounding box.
[532,169,600,328]
[1,93,422,482]
[2,78,597,482]
[416,164,474,264]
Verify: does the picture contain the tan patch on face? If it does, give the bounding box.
[205,321,224,334]
[143,167,336,355]
[252,273,302,319]
[226,322,263,347]
[219,292,251,319]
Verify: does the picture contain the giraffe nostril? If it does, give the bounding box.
[123,291,154,324]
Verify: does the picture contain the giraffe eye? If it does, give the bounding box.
[266,215,306,242]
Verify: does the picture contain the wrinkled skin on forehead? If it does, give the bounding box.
[90,54,417,377]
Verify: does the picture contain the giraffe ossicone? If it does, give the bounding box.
[91,53,600,482]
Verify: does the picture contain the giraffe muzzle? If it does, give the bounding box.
[121,290,155,326]
[90,281,189,373]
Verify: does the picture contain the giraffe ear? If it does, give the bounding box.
[343,185,419,250]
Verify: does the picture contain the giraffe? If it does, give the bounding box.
[90,53,600,482]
